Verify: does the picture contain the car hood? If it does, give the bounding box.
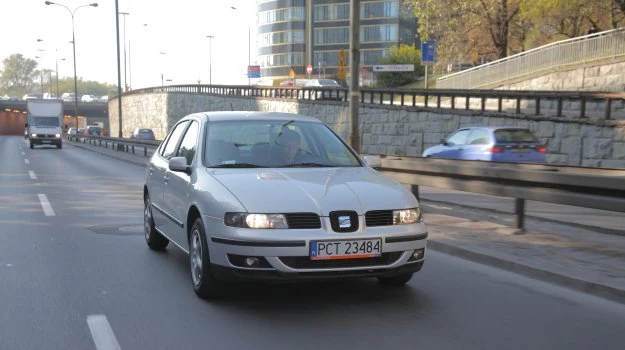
[209,167,417,215]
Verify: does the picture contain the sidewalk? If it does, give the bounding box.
[69,139,625,304]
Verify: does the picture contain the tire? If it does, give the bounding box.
[57,143,62,149]
[189,217,227,299]
[144,194,169,250]
[29,142,34,149]
[377,272,414,286]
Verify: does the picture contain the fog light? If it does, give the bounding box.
[409,248,425,261]
[244,257,260,267]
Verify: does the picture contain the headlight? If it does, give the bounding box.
[393,208,422,225]
[31,134,37,138]
[55,134,61,138]
[224,213,288,229]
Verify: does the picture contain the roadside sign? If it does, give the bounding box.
[247,65,261,78]
[372,64,415,72]
[306,64,313,75]
[421,41,436,66]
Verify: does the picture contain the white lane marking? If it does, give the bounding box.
[24,159,30,164]
[38,194,55,216]
[21,151,25,156]
[87,315,122,350]
[29,171,37,180]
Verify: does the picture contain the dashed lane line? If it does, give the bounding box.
[87,315,122,350]
[37,194,55,216]
[24,159,30,164]
[29,171,37,180]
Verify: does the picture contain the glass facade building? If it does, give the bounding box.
[255,0,417,80]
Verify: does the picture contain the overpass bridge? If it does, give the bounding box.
[0,99,108,135]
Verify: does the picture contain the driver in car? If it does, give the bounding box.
[271,129,301,164]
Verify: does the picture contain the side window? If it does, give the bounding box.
[160,121,189,160]
[446,129,471,146]
[176,121,199,165]
[468,129,490,145]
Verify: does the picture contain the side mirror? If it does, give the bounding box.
[362,155,382,168]
[169,156,191,174]
[440,138,447,145]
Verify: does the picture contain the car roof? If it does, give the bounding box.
[460,126,531,131]
[186,111,322,123]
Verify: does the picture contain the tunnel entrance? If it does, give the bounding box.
[0,111,27,135]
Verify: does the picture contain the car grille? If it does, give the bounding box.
[365,210,394,227]
[329,210,358,232]
[285,213,321,229]
[36,134,55,138]
[279,252,402,269]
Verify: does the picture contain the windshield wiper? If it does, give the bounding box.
[282,162,335,168]
[209,163,267,168]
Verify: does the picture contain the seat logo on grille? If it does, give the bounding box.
[338,216,351,228]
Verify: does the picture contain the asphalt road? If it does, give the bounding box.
[1,135,625,350]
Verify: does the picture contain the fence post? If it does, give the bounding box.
[516,98,521,114]
[605,98,612,120]
[411,184,419,201]
[557,97,563,116]
[535,97,541,115]
[515,198,525,232]
[580,97,587,118]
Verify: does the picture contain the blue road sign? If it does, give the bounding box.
[421,41,436,66]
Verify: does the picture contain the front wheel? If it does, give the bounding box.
[377,272,414,286]
[29,141,34,149]
[189,218,227,299]
[144,194,169,250]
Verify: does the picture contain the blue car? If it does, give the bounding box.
[422,126,547,163]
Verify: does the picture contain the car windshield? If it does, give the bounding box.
[204,120,361,168]
[31,116,60,127]
[318,79,339,86]
[494,129,538,143]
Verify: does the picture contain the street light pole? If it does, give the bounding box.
[45,1,98,130]
[159,52,166,86]
[119,12,129,91]
[36,49,45,94]
[206,35,214,85]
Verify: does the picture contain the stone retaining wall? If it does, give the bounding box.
[108,92,625,168]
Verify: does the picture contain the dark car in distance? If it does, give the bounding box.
[131,128,156,140]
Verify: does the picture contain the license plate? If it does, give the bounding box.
[310,239,382,260]
[42,140,51,144]
[511,149,529,153]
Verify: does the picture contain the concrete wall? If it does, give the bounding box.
[497,60,625,92]
[109,92,625,168]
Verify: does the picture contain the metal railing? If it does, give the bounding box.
[118,85,625,120]
[377,156,625,231]
[437,27,625,89]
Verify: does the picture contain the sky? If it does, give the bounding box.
[0,0,257,90]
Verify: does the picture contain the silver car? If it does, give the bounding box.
[144,111,427,299]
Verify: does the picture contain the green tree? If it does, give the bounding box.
[375,44,424,88]
[0,54,38,95]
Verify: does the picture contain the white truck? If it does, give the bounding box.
[25,99,64,149]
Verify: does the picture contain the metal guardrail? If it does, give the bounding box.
[66,134,160,157]
[117,85,625,120]
[377,156,625,231]
[437,27,625,89]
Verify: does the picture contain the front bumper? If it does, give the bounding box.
[205,215,427,282]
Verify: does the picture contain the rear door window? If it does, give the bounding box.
[494,129,537,143]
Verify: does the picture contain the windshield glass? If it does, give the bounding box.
[31,116,60,127]
[204,120,361,168]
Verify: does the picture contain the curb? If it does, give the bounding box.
[427,240,625,305]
